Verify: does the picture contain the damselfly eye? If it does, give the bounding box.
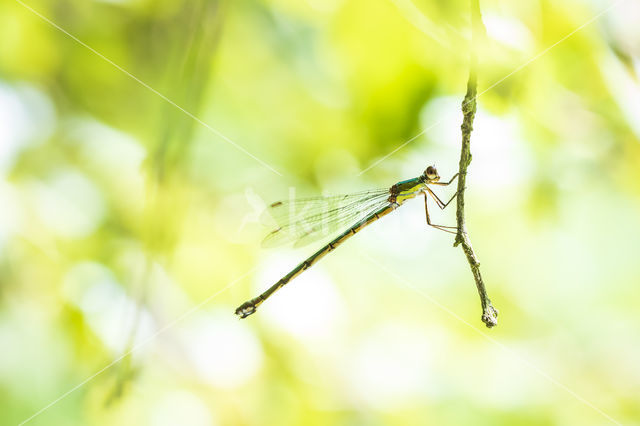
[425,165,439,180]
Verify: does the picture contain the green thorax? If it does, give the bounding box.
[393,176,425,204]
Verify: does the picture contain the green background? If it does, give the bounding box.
[1,0,639,425]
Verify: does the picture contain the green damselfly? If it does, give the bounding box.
[235,165,459,318]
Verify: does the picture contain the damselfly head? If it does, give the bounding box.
[423,165,440,182]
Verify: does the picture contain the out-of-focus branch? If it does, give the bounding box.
[453,0,498,328]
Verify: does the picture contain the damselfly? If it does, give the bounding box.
[235,165,459,318]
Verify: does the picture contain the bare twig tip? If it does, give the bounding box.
[482,304,499,328]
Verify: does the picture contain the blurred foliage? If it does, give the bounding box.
[1,0,640,425]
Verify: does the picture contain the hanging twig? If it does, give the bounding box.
[454,0,498,328]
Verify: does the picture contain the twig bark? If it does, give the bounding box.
[453,0,498,328]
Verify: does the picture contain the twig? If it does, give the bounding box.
[453,0,498,328]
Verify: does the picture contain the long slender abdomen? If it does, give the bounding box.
[235,204,396,318]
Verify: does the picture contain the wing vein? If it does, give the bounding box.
[261,189,391,248]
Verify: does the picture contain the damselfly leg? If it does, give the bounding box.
[431,172,460,187]
[425,186,457,209]
[423,173,459,233]
[423,192,457,234]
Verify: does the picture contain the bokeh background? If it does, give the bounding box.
[1,0,639,425]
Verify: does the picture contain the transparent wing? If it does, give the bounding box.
[262,189,391,248]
